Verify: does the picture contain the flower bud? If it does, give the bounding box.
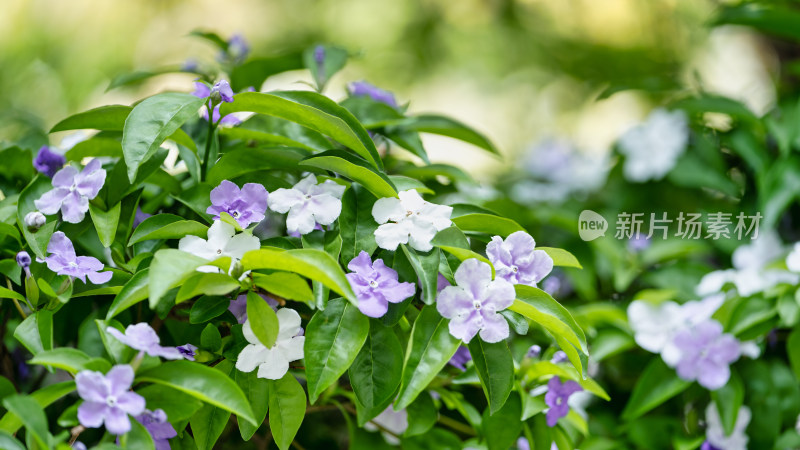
[551,351,568,364]
[24,211,46,232]
[526,344,542,359]
[16,251,31,269]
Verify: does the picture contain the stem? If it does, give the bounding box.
[437,414,476,436]
[6,279,26,319]
[200,99,216,182]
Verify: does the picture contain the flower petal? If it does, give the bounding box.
[116,391,146,416]
[236,343,269,372]
[34,188,69,215]
[256,348,290,380]
[478,311,510,343]
[372,197,405,224]
[374,222,410,251]
[77,401,107,428]
[268,188,305,214]
[104,406,132,435]
[60,190,89,223]
[106,365,135,395]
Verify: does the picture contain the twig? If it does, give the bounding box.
[437,414,476,436]
[290,440,307,450]
[6,279,26,319]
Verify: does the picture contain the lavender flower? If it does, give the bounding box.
[550,351,568,364]
[545,376,582,427]
[76,365,145,435]
[133,208,152,229]
[34,159,106,223]
[268,174,345,235]
[662,320,740,390]
[486,231,553,288]
[226,33,250,63]
[24,211,46,232]
[192,80,240,126]
[628,233,651,252]
[177,344,198,361]
[207,180,268,228]
[526,345,542,359]
[72,442,87,450]
[181,58,199,72]
[228,293,278,324]
[436,259,516,343]
[346,251,415,318]
[448,346,472,371]
[106,323,183,360]
[701,443,721,450]
[42,232,112,284]
[211,80,234,103]
[33,146,65,177]
[135,409,177,450]
[348,81,398,108]
[16,251,31,271]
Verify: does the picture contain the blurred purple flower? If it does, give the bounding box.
[551,351,568,364]
[526,345,542,359]
[545,376,582,427]
[181,58,199,72]
[136,409,177,450]
[33,146,65,178]
[662,320,740,390]
[448,346,471,371]
[314,45,326,65]
[34,159,106,223]
[346,251,415,318]
[486,231,553,288]
[701,442,721,450]
[177,344,198,361]
[227,33,250,63]
[228,293,278,324]
[76,365,145,435]
[436,259,515,343]
[42,232,112,284]
[106,323,183,360]
[628,233,651,252]
[207,180,268,228]
[192,81,211,98]
[348,81,398,108]
[133,208,151,229]
[72,442,87,450]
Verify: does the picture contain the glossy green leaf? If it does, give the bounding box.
[401,245,440,305]
[404,391,438,437]
[176,272,240,303]
[189,295,231,324]
[241,248,357,304]
[0,381,75,434]
[509,285,587,354]
[148,249,211,308]
[251,272,313,303]
[0,431,25,450]
[300,150,397,198]
[538,247,583,269]
[268,372,307,450]
[218,127,317,150]
[50,105,132,132]
[305,298,369,403]
[106,269,150,319]
[483,392,522,450]
[622,358,691,420]
[230,52,304,92]
[395,305,461,410]
[452,213,525,237]
[2,395,51,450]
[339,184,379,266]
[247,291,280,348]
[14,310,53,355]
[349,321,404,409]
[136,360,256,425]
[234,369,270,440]
[121,416,156,449]
[137,384,203,423]
[200,323,222,352]
[0,286,25,302]
[206,146,310,185]
[304,44,348,90]
[29,348,110,375]
[468,339,514,414]
[89,202,121,248]
[190,361,234,450]
[122,93,205,181]
[128,214,208,246]
[65,137,122,160]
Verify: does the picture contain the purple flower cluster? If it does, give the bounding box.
[207,180,268,228]
[42,232,112,284]
[346,251,415,318]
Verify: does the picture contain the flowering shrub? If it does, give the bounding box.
[0,34,594,449]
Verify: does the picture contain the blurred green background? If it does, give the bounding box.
[0,0,775,178]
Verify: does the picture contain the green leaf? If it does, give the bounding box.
[200,323,222,352]
[401,245,440,305]
[234,369,270,440]
[121,416,156,450]
[136,360,256,425]
[190,361,234,450]
[0,431,25,450]
[137,384,203,423]
[788,326,800,380]
[218,127,318,150]
[230,52,304,92]
[711,371,744,436]
[452,213,525,237]
[0,381,75,434]
[483,392,522,450]
[65,137,122,160]
[509,285,587,354]
[29,348,110,375]
[17,176,57,260]
[349,321,404,409]
[303,44,348,90]
[468,339,514,414]
[14,310,53,355]
[189,296,231,324]
[395,305,461,410]
[220,91,382,169]
[538,247,582,269]
[176,272,240,303]
[128,214,208,246]
[251,272,314,303]
[383,114,499,155]
[50,105,132,132]
[106,269,150,319]
[300,150,397,198]
[107,67,190,92]
[404,391,438,437]
[188,30,229,49]
[716,4,800,42]
[0,286,25,302]
[89,202,121,248]
[268,372,307,450]
[247,291,280,348]
[305,298,369,403]
[148,249,211,308]
[339,184,379,266]
[206,146,310,185]
[241,248,357,304]
[622,358,691,420]
[2,395,51,450]
[122,93,205,182]
[432,227,494,276]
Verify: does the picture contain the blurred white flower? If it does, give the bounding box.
[627,294,723,354]
[787,242,800,272]
[706,403,750,450]
[617,109,688,182]
[364,406,408,444]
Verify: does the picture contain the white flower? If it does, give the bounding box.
[178,220,260,273]
[706,403,750,450]
[618,109,688,182]
[235,308,305,380]
[268,174,345,235]
[787,242,800,272]
[627,294,723,354]
[364,406,408,445]
[372,190,453,252]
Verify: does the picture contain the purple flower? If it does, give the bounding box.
[201,104,242,126]
[226,33,250,63]
[33,146,65,178]
[662,320,740,390]
[72,442,87,450]
[314,45,326,65]
[192,80,240,125]
[628,233,651,252]
[76,365,146,435]
[526,345,542,359]
[448,346,472,371]
[106,323,183,360]
[192,81,211,98]
[177,344,198,361]
[34,159,106,223]
[42,232,112,284]
[16,251,31,270]
[207,180,268,228]
[436,258,515,343]
[228,293,278,324]
[181,58,199,72]
[545,376,582,427]
[212,80,234,103]
[486,231,553,288]
[133,208,152,229]
[348,81,398,108]
[136,409,177,450]
[701,442,721,450]
[346,251,416,318]
[551,351,567,364]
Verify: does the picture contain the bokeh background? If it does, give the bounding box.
[0,0,776,179]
